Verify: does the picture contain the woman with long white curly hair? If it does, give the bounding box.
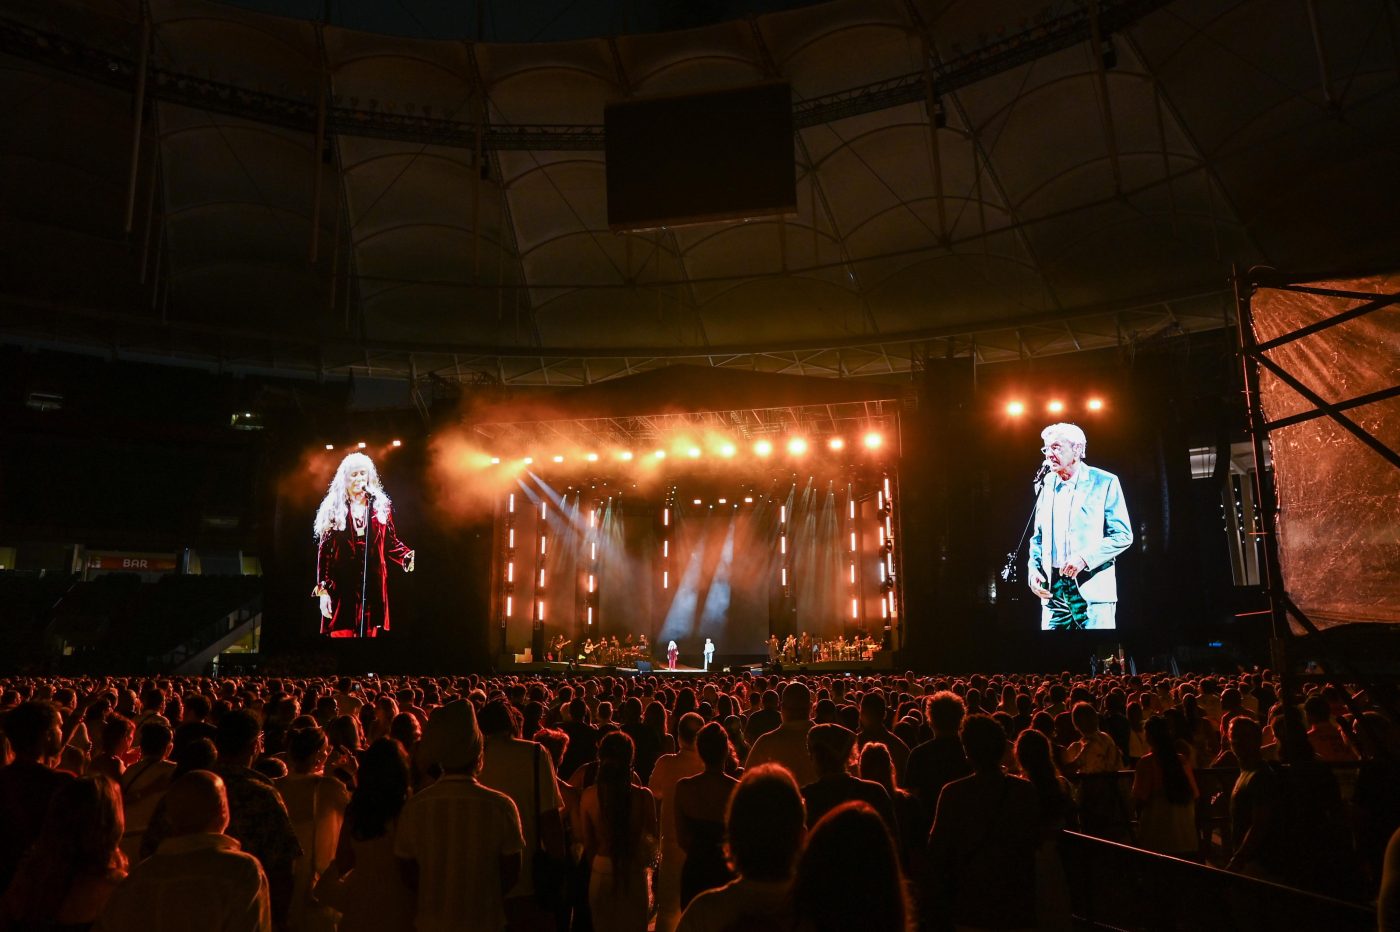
[313,452,415,638]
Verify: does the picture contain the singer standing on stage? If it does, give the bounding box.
[1028,423,1132,630]
[313,452,415,637]
[703,638,715,671]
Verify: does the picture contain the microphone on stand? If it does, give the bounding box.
[1033,458,1052,494]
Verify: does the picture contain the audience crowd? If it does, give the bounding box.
[1,668,1398,931]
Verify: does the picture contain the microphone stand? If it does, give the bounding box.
[359,491,373,640]
[1000,464,1051,585]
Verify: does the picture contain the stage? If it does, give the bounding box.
[498,652,896,676]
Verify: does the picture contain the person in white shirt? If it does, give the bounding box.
[744,682,817,788]
[702,640,715,672]
[476,699,567,928]
[396,700,524,932]
[98,770,271,932]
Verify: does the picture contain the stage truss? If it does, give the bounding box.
[471,399,902,457]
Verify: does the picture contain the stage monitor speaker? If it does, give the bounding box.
[635,660,653,673]
[605,82,796,231]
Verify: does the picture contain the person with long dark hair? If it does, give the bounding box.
[1,775,127,930]
[790,801,911,932]
[1131,715,1199,859]
[316,738,415,932]
[674,723,739,908]
[1015,729,1074,931]
[581,731,657,931]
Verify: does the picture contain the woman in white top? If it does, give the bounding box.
[277,724,351,932]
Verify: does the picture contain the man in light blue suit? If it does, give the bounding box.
[1028,423,1133,630]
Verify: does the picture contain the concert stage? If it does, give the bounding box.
[475,368,908,674]
[499,651,895,676]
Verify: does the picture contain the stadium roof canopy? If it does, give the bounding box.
[3,0,1398,385]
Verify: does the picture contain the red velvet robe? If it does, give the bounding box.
[316,510,412,637]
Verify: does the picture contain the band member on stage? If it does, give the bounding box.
[703,638,715,671]
[667,640,679,670]
[767,634,780,664]
[638,633,650,657]
[313,452,414,637]
[1028,423,1133,630]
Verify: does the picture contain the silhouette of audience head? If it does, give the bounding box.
[725,763,806,881]
[165,770,230,836]
[791,801,909,932]
[960,714,1007,773]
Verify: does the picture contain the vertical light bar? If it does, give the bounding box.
[780,505,787,523]
[590,509,597,528]
[850,564,856,584]
[850,531,857,552]
[781,567,787,586]
[881,598,889,619]
[507,562,514,582]
[540,501,547,519]
[591,542,598,560]
[588,574,595,593]
[663,570,669,589]
[780,536,787,554]
[663,540,669,557]
[540,535,547,555]
[508,493,515,513]
[538,568,545,586]
[851,597,859,618]
[877,491,884,510]
[849,500,856,519]
[537,600,545,621]
[587,605,593,625]
[878,525,885,546]
[505,595,513,616]
[508,528,515,548]
[663,508,670,527]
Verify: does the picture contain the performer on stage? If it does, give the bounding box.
[313,452,414,637]
[703,638,715,671]
[667,639,679,670]
[1028,423,1132,630]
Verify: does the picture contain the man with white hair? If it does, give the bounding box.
[1028,423,1133,629]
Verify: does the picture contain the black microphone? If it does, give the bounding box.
[1033,458,1052,494]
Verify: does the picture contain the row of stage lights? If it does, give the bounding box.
[324,440,403,451]
[1005,398,1106,417]
[489,432,886,466]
